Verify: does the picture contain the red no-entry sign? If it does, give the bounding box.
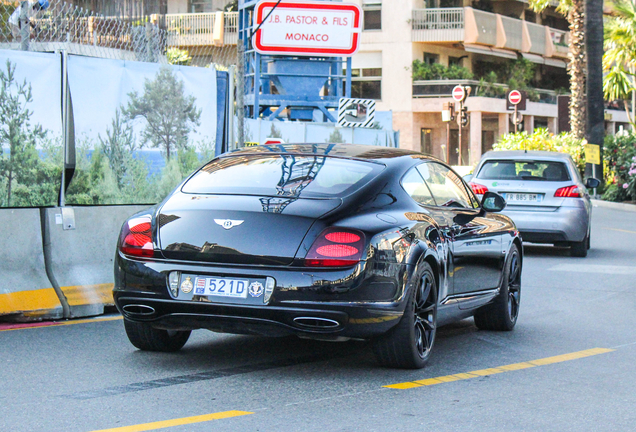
[452,85,466,102]
[506,89,526,111]
[508,90,522,105]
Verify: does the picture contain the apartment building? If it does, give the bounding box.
[348,0,630,164]
[81,0,629,162]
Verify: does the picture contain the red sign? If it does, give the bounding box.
[264,138,285,145]
[508,90,522,105]
[253,1,362,56]
[452,85,466,102]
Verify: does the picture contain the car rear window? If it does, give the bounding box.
[476,160,571,182]
[182,154,383,198]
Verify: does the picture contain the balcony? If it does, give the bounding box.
[411,8,464,42]
[165,11,238,47]
[548,28,569,58]
[413,79,558,104]
[412,7,569,61]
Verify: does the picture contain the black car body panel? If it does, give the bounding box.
[114,144,521,342]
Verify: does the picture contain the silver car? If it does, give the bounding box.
[468,151,600,257]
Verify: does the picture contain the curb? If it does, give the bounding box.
[591,199,636,213]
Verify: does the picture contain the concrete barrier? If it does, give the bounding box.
[0,209,64,321]
[44,205,149,318]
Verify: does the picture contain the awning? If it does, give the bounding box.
[522,52,545,64]
[464,44,518,59]
[544,58,567,68]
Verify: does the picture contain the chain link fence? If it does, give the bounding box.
[0,0,238,67]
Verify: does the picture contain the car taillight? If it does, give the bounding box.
[554,185,580,198]
[469,182,489,195]
[304,227,366,267]
[119,216,154,258]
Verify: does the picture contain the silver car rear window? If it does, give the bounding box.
[476,160,571,182]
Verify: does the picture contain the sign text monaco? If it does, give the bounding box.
[253,1,361,56]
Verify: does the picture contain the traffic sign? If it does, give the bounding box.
[584,144,601,165]
[253,1,362,57]
[452,85,466,102]
[508,90,522,105]
[506,90,527,110]
[512,112,523,125]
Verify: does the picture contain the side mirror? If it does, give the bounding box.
[463,174,473,182]
[481,191,506,213]
[585,178,600,189]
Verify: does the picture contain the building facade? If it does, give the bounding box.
[347,0,631,165]
[101,0,630,163]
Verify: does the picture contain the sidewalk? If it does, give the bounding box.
[591,199,636,213]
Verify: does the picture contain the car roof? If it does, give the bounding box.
[227,143,440,164]
[480,150,574,162]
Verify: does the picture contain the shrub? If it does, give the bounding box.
[411,60,473,81]
[166,48,192,66]
[604,132,636,201]
[492,129,586,175]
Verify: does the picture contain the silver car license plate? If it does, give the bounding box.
[505,193,540,203]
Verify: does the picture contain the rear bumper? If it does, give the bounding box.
[502,203,589,243]
[114,294,403,340]
[114,252,409,340]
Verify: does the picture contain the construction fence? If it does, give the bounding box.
[0,0,238,67]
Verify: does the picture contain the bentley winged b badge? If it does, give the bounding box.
[214,219,244,230]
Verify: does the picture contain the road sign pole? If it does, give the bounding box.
[514,105,518,134]
[446,120,450,163]
[458,100,463,165]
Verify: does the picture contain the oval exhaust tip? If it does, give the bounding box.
[122,304,155,316]
[293,317,340,329]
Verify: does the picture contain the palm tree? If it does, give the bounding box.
[529,0,586,139]
[603,0,636,128]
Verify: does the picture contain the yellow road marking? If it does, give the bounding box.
[89,411,253,432]
[603,227,636,235]
[384,348,614,390]
[0,316,123,332]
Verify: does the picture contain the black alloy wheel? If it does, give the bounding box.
[124,319,191,352]
[474,244,521,331]
[506,250,521,323]
[414,271,437,361]
[373,262,438,369]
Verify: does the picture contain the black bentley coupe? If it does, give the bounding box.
[114,144,522,369]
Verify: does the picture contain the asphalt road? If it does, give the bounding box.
[2,204,636,432]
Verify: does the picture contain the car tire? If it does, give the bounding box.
[587,230,591,250]
[124,319,191,352]
[474,244,521,331]
[372,262,437,369]
[570,234,588,258]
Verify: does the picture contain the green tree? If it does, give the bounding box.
[166,48,192,66]
[123,67,201,161]
[268,123,283,139]
[603,0,636,127]
[529,0,586,138]
[326,128,345,143]
[0,59,47,207]
[98,108,137,189]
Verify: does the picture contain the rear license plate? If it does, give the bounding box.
[504,193,541,203]
[194,277,249,299]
